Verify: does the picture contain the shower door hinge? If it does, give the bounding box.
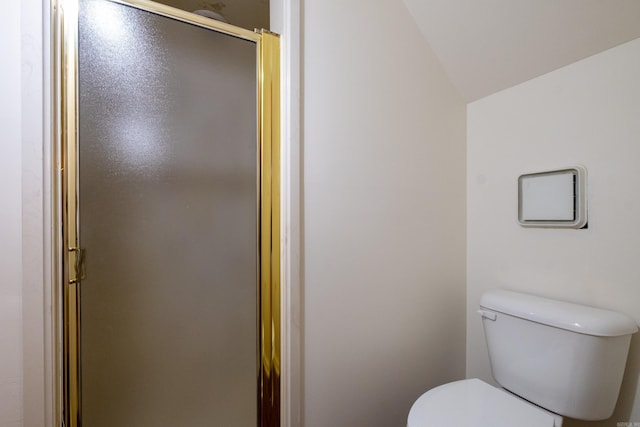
[255,28,278,36]
[68,247,86,284]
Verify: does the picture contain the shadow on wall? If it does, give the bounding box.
[564,333,639,427]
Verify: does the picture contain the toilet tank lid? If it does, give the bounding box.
[480,290,638,337]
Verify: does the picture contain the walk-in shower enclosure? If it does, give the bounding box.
[54,0,280,425]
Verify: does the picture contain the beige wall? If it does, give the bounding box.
[302,1,467,426]
[467,38,640,427]
[0,1,24,426]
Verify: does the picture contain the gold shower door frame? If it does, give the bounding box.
[54,0,281,425]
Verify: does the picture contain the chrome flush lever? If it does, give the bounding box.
[477,309,497,321]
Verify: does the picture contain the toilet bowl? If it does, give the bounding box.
[407,289,638,427]
[407,378,562,427]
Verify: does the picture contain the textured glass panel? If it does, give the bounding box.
[78,1,257,426]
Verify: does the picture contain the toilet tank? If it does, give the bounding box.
[479,289,638,421]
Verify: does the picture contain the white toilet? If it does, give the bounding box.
[408,289,638,426]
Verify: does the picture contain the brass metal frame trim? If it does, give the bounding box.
[54,0,81,424]
[109,0,261,42]
[258,30,281,427]
[54,0,281,425]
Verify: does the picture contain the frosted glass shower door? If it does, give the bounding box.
[76,1,258,425]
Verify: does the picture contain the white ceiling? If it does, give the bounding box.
[402,0,640,102]
[141,0,640,102]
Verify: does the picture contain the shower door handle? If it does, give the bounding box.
[69,247,86,284]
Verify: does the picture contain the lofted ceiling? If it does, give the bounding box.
[148,0,640,102]
[402,0,640,102]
